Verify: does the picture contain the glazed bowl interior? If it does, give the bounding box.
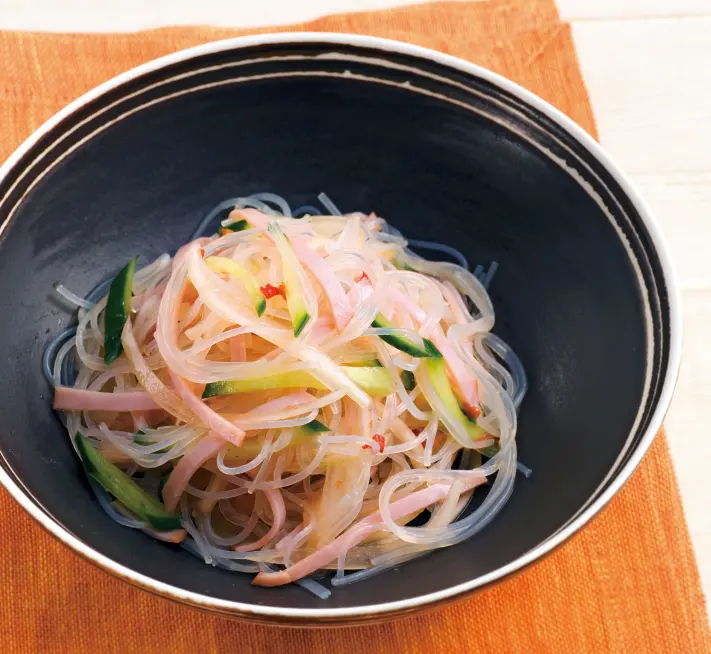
[0,35,676,621]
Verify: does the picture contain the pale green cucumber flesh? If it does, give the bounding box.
[425,356,487,441]
[203,367,392,398]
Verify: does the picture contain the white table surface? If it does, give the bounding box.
[2,0,709,617]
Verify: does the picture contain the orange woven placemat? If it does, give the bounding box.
[0,1,708,652]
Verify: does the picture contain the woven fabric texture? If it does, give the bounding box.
[0,1,708,651]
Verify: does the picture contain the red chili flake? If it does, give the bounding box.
[462,402,482,419]
[260,283,286,300]
[362,434,385,454]
[356,271,370,283]
[374,434,385,452]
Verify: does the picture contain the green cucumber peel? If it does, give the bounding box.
[219,219,250,235]
[103,256,137,365]
[75,433,181,531]
[401,370,416,392]
[371,313,435,358]
[300,419,330,434]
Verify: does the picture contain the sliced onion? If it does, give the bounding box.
[54,387,161,412]
[122,320,199,425]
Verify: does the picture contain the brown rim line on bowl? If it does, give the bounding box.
[0,34,681,624]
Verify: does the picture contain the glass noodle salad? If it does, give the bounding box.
[47,193,528,599]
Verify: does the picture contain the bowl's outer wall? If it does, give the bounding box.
[0,50,649,610]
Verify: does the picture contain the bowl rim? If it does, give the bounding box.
[0,31,683,622]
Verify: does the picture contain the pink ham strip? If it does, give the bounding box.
[291,238,352,331]
[168,369,245,447]
[233,489,286,552]
[235,209,352,331]
[162,433,224,511]
[229,334,247,362]
[252,477,485,587]
[390,288,479,408]
[54,387,161,412]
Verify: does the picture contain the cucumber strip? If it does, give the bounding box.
[424,351,488,442]
[225,419,330,459]
[401,370,416,392]
[342,366,394,397]
[133,432,170,454]
[371,313,434,358]
[75,433,181,531]
[300,419,330,434]
[346,358,382,368]
[479,444,500,458]
[203,366,393,398]
[267,222,311,336]
[205,256,266,317]
[218,219,250,236]
[103,257,137,364]
[202,370,318,397]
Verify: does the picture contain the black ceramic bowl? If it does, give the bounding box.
[0,34,680,625]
